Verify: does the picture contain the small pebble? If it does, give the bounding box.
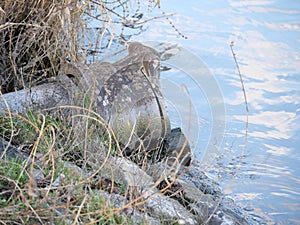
[177,219,186,225]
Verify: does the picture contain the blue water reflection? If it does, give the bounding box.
[130,0,300,223]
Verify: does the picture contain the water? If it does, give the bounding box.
[126,0,300,224]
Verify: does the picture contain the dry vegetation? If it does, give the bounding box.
[0,1,192,224]
[0,0,164,93]
[0,110,131,224]
[1,0,80,93]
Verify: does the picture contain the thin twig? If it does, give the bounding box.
[230,42,249,113]
[0,22,48,31]
[229,41,249,179]
[206,42,249,224]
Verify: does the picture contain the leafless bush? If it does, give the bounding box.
[0,0,84,93]
[0,0,164,93]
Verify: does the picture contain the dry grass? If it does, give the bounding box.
[0,110,190,224]
[0,0,163,93]
[0,0,81,93]
[0,108,193,224]
[0,109,127,224]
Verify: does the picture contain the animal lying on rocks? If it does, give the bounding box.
[61,42,171,162]
[0,42,191,165]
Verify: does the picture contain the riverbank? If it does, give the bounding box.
[0,132,256,224]
[0,41,259,224]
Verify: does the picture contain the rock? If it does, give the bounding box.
[179,161,222,198]
[179,180,217,217]
[89,155,197,224]
[94,190,162,225]
[209,208,250,225]
[163,127,192,166]
[146,162,215,223]
[146,160,252,225]
[62,157,197,224]
[96,156,155,189]
[0,137,28,160]
[146,162,176,182]
[142,190,197,225]
[1,138,255,224]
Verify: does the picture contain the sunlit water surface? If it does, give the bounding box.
[91,0,300,224]
[132,1,300,224]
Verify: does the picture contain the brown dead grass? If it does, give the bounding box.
[0,0,164,93]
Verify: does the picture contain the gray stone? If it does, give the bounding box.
[95,190,161,225]
[179,161,222,198]
[146,162,177,182]
[96,156,154,188]
[0,137,28,160]
[180,180,216,208]
[146,160,252,225]
[142,189,197,225]
[1,137,254,225]
[209,208,250,225]
[163,127,192,166]
[93,157,197,224]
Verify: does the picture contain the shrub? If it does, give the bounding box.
[0,0,162,93]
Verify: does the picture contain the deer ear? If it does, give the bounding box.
[128,42,143,54]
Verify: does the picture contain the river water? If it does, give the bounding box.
[89,0,300,224]
[129,1,300,224]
